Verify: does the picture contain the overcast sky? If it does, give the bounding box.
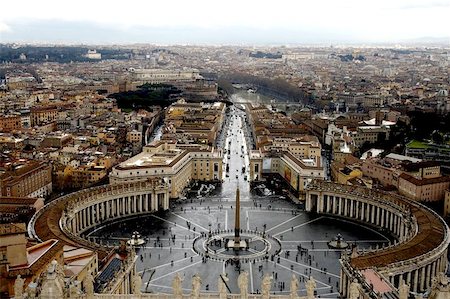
[1,0,449,44]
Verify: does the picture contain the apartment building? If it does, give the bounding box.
[0,115,22,132]
[352,125,391,148]
[71,165,108,189]
[30,106,58,127]
[250,149,324,194]
[0,161,52,199]
[444,190,450,218]
[109,141,222,198]
[397,162,450,202]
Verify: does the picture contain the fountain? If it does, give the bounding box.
[127,231,145,246]
[328,233,349,249]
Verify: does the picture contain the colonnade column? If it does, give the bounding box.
[360,202,365,221]
[333,196,338,214]
[413,269,418,293]
[128,196,132,214]
[151,192,156,211]
[344,198,348,217]
[165,193,169,210]
[420,266,426,291]
[406,271,411,286]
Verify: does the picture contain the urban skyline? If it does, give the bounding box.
[1,0,450,45]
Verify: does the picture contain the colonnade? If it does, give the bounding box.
[57,180,170,244]
[69,191,168,235]
[305,180,449,297]
[313,193,410,241]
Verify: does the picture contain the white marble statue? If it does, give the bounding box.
[349,279,360,299]
[133,273,142,295]
[261,273,273,299]
[14,275,24,299]
[40,261,65,299]
[399,279,409,299]
[85,272,95,296]
[238,271,249,299]
[191,274,202,299]
[68,281,81,298]
[26,282,37,298]
[306,276,316,299]
[218,274,229,299]
[438,272,449,286]
[172,273,183,299]
[290,274,299,299]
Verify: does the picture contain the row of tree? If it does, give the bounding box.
[110,83,182,111]
[218,72,312,105]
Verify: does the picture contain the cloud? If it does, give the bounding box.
[0,22,11,33]
[398,1,450,9]
[0,1,449,43]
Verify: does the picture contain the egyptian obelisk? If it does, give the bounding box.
[234,187,241,245]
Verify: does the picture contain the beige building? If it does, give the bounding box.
[63,245,98,291]
[398,173,450,202]
[71,165,108,188]
[0,161,52,199]
[352,125,390,148]
[126,130,142,144]
[250,149,324,194]
[397,162,450,202]
[41,133,73,148]
[110,141,222,198]
[362,158,400,187]
[0,115,22,132]
[266,136,322,164]
[132,69,201,84]
[164,101,225,145]
[30,106,58,127]
[444,190,450,218]
[331,162,363,185]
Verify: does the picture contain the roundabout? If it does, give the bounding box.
[193,229,282,262]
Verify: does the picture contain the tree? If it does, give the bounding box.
[431,130,444,144]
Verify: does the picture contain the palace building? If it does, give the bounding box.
[109,141,222,198]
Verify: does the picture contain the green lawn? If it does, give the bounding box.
[406,140,429,149]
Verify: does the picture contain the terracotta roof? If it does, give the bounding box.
[351,201,445,269]
[0,197,40,206]
[8,239,59,272]
[0,223,26,236]
[401,161,440,172]
[399,173,450,186]
[283,151,322,170]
